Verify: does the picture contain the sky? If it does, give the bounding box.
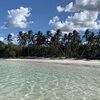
[0,0,100,43]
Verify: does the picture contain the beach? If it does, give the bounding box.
[6,58,100,67]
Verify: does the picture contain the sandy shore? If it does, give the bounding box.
[6,58,100,66]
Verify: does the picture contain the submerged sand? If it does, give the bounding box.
[1,59,100,100]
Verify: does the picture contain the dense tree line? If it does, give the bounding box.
[0,29,100,59]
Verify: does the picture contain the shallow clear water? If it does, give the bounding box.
[0,60,100,100]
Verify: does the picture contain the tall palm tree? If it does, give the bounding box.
[18,31,23,46]
[72,30,81,57]
[18,31,28,56]
[96,31,100,46]
[27,30,34,44]
[55,29,61,45]
[36,31,43,46]
[63,34,68,57]
[82,29,95,58]
[67,32,73,57]
[18,31,28,46]
[7,34,13,44]
[84,29,94,45]
[27,30,34,56]
[35,31,43,56]
[51,29,65,57]
[46,30,52,46]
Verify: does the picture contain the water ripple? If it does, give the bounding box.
[0,60,100,100]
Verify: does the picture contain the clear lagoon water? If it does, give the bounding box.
[0,60,100,100]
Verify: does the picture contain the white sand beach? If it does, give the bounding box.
[6,58,100,67]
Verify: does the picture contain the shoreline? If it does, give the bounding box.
[6,58,100,67]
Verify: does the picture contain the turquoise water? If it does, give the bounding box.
[0,60,100,100]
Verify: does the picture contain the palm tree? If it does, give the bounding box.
[67,32,73,57]
[96,31,100,46]
[36,31,43,47]
[27,30,34,44]
[72,30,81,57]
[46,30,52,46]
[18,31,23,46]
[35,31,43,56]
[55,29,61,45]
[7,34,13,44]
[27,30,34,56]
[63,34,68,57]
[18,31,28,46]
[0,41,5,57]
[18,31,28,56]
[51,29,66,57]
[82,29,95,58]
[84,29,94,45]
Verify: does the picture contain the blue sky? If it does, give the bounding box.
[0,0,100,43]
[0,0,70,39]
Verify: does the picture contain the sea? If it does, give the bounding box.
[0,60,100,100]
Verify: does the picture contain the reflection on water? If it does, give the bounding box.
[0,60,100,100]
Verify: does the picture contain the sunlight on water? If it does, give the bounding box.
[0,60,100,100]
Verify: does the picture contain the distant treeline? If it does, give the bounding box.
[0,29,100,59]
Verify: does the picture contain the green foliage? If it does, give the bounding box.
[0,29,100,59]
[5,44,17,57]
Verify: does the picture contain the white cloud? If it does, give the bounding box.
[49,16,59,25]
[65,2,74,12]
[75,0,100,12]
[3,7,32,29]
[10,34,18,44]
[50,30,56,35]
[67,11,98,22]
[57,0,100,13]
[56,6,64,12]
[57,2,74,12]
[49,11,100,32]
[50,0,100,33]
[10,33,15,37]
[12,37,18,44]
[0,37,4,42]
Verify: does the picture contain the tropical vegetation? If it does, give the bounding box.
[0,29,100,59]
